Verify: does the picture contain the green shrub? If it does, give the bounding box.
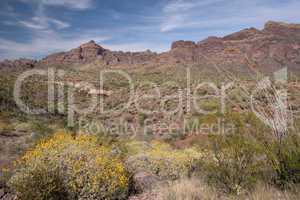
[0,165,13,189]
[30,120,53,142]
[265,133,300,188]
[9,161,68,200]
[9,131,129,200]
[203,134,265,194]
[0,76,15,111]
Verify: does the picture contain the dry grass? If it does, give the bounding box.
[158,178,218,200]
[157,179,300,200]
[247,183,300,200]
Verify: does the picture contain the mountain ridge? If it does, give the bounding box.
[1,21,300,73]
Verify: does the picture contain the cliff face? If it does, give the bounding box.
[160,21,300,73]
[1,21,300,73]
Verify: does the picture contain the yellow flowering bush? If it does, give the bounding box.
[8,131,129,200]
[126,141,203,180]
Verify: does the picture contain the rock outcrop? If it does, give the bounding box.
[39,40,107,66]
[38,40,158,67]
[101,50,157,66]
[132,171,160,193]
[263,21,300,38]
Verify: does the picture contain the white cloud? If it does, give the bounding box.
[0,0,95,60]
[44,0,93,10]
[16,1,71,31]
[163,0,195,13]
[160,0,300,32]
[163,0,222,13]
[0,30,110,60]
[49,18,71,29]
[160,14,186,32]
[161,0,224,32]
[19,17,71,30]
[20,0,94,10]
[19,20,46,29]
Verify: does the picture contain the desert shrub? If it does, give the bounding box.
[9,131,129,200]
[197,99,220,114]
[0,119,13,134]
[265,133,300,188]
[223,112,246,135]
[126,141,203,180]
[95,130,117,146]
[0,165,13,189]
[203,134,265,194]
[0,76,15,111]
[30,120,53,142]
[193,111,251,136]
[138,113,148,126]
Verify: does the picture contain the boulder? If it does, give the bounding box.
[132,171,160,193]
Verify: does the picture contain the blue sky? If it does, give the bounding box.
[0,0,300,60]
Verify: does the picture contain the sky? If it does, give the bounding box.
[0,0,300,60]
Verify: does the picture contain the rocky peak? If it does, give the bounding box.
[78,40,106,60]
[80,40,105,50]
[263,21,300,37]
[264,21,300,30]
[223,27,261,41]
[171,40,197,50]
[198,36,221,44]
[40,40,108,66]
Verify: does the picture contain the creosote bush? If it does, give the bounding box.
[203,134,265,194]
[8,131,129,200]
[265,133,300,188]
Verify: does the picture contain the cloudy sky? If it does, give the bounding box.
[0,0,300,60]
